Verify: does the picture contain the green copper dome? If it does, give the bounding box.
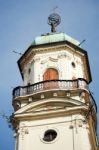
[31,32,80,46]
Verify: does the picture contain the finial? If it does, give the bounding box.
[48,9,61,32]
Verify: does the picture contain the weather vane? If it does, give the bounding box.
[48,7,61,32]
[52,6,58,13]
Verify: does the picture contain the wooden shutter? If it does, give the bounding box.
[43,68,59,81]
[43,68,59,89]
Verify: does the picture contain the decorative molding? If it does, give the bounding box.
[58,52,67,58]
[41,94,45,99]
[76,60,82,65]
[33,57,40,62]
[20,127,29,140]
[41,57,58,64]
[33,45,67,53]
[49,57,58,62]
[66,55,71,60]
[13,100,21,111]
[41,59,47,64]
[53,93,58,97]
[15,98,83,115]
[24,128,29,134]
[28,97,33,103]
[20,44,85,72]
[20,127,25,140]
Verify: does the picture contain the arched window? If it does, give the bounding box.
[43,68,59,81]
[43,68,59,89]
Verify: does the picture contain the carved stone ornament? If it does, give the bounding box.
[33,57,40,62]
[41,57,58,64]
[14,100,21,111]
[58,52,67,58]
[19,127,29,140]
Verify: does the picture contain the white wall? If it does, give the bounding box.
[23,50,84,85]
[17,114,91,150]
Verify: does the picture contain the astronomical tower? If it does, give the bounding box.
[12,13,98,150]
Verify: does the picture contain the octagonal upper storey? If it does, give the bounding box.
[18,32,92,85]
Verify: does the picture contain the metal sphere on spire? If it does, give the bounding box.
[48,13,61,32]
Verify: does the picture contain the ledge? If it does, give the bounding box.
[13,78,89,99]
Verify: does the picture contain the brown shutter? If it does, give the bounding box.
[43,68,59,81]
[43,68,59,89]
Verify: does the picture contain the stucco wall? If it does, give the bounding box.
[17,115,91,150]
[23,50,84,85]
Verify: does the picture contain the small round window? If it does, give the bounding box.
[43,129,57,142]
[71,62,76,68]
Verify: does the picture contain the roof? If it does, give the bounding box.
[30,32,80,46]
[17,32,92,83]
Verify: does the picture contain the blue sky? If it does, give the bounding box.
[0,0,99,149]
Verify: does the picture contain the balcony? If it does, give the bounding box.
[13,78,89,99]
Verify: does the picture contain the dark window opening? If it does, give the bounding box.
[43,129,57,142]
[71,62,76,68]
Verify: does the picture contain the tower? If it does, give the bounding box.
[12,13,98,150]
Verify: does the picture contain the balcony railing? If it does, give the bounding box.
[13,78,89,99]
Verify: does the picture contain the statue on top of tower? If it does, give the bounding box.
[48,12,61,32]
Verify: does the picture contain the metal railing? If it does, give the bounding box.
[13,78,89,98]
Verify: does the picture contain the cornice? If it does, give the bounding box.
[14,106,88,121]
